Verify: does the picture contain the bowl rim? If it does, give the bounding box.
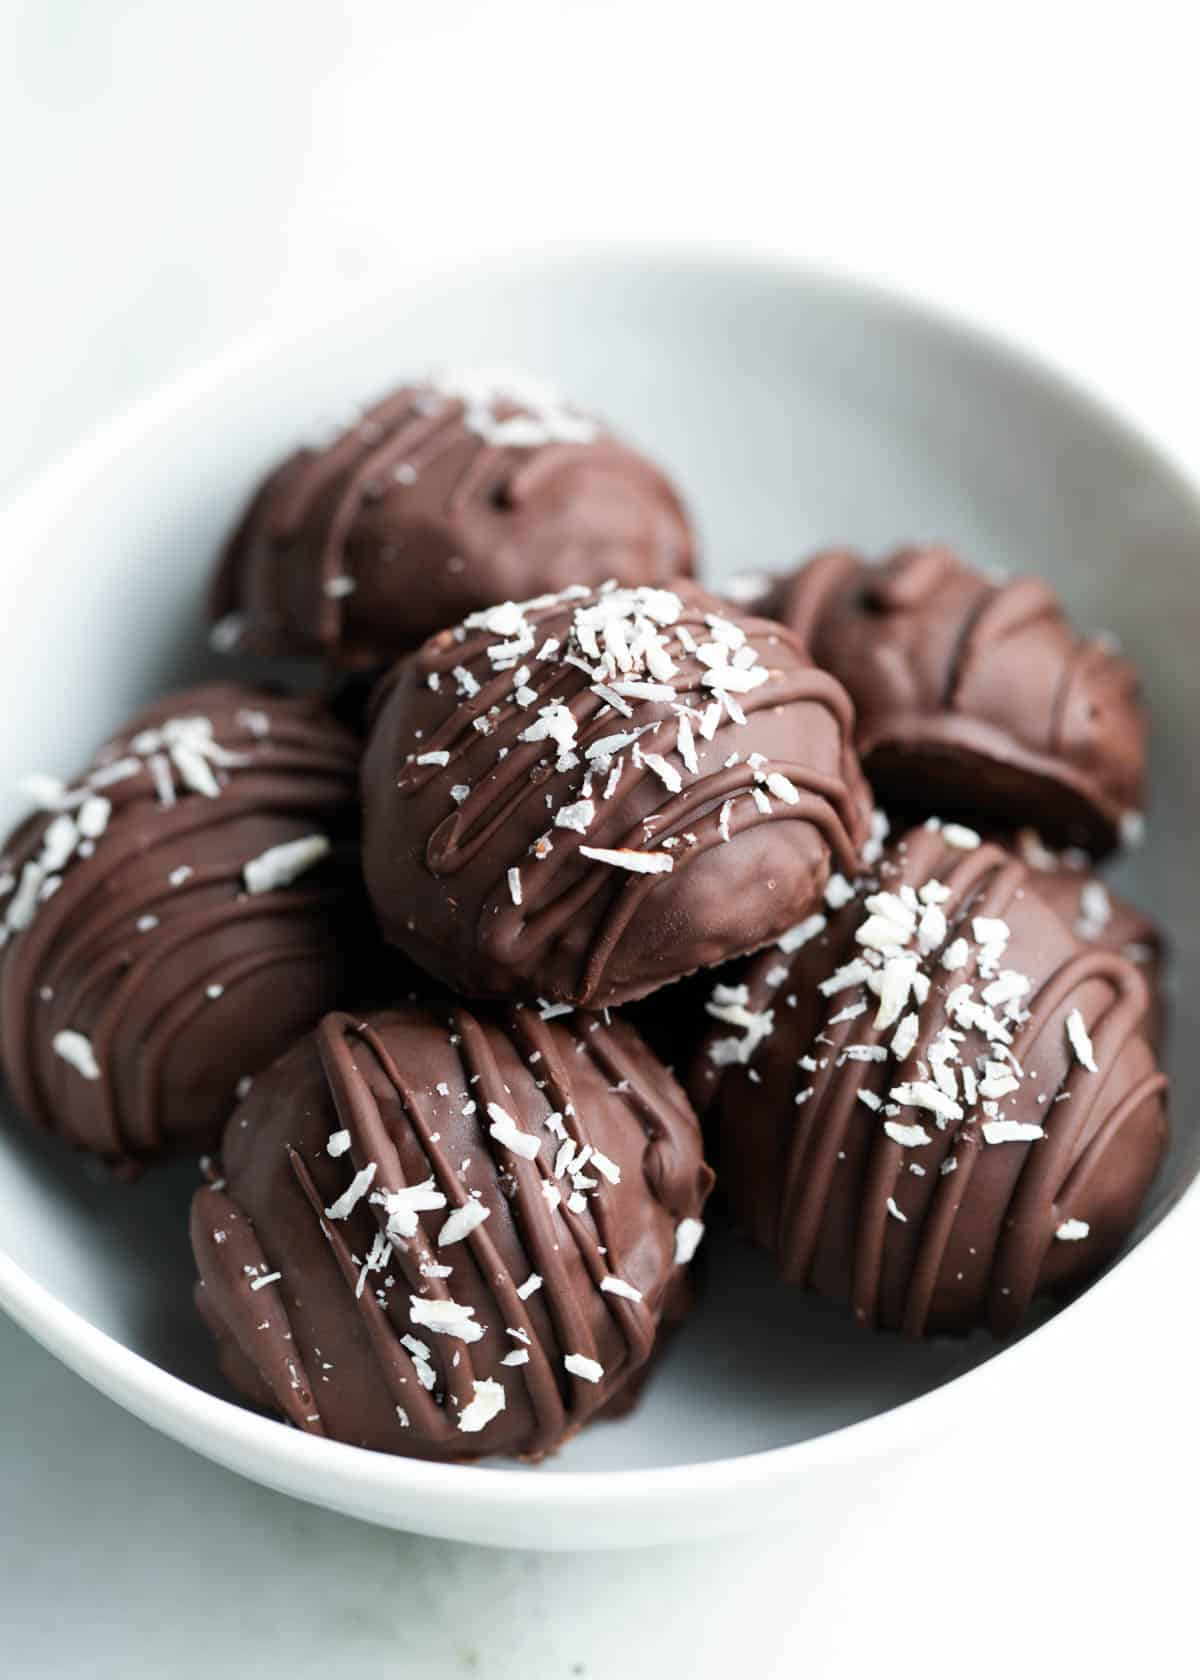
[2,239,1198,1522]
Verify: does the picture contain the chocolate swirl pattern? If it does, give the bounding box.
[191,1002,713,1460]
[753,545,1147,854]
[211,371,695,668]
[693,823,1167,1336]
[0,683,366,1169]
[361,579,873,1009]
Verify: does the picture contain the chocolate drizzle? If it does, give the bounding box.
[0,684,365,1167]
[755,545,1146,853]
[212,376,695,666]
[191,1002,712,1460]
[1000,828,1166,1049]
[362,580,872,1007]
[694,826,1167,1336]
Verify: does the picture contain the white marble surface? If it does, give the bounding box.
[1,3,1198,1675]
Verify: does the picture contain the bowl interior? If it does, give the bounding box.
[2,253,1198,1476]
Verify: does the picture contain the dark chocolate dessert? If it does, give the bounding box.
[361,579,873,1008]
[753,545,1146,854]
[693,821,1167,1336]
[192,1002,712,1459]
[0,684,365,1168]
[211,371,695,668]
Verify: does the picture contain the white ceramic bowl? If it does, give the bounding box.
[1,250,1197,1550]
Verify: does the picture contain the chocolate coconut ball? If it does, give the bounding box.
[192,1002,713,1460]
[361,580,873,1009]
[0,684,366,1169]
[692,821,1167,1337]
[211,371,695,668]
[755,546,1146,854]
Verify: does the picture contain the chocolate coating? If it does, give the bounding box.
[362,580,873,1008]
[756,546,1147,854]
[693,823,1168,1336]
[1005,828,1166,1050]
[0,684,365,1168]
[211,373,695,668]
[191,1002,713,1460]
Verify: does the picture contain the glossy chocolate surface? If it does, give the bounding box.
[192,1002,712,1459]
[212,373,695,667]
[362,580,872,1008]
[0,684,365,1168]
[693,823,1167,1335]
[755,546,1146,853]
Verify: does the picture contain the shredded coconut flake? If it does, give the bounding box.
[243,835,330,894]
[77,795,111,839]
[642,752,682,794]
[409,1295,484,1342]
[1076,881,1112,939]
[941,938,969,973]
[1055,1218,1090,1242]
[824,873,855,909]
[819,957,872,997]
[829,1000,868,1025]
[884,1120,931,1148]
[324,1162,377,1220]
[371,1178,448,1240]
[889,1081,963,1123]
[578,844,673,875]
[52,1030,100,1080]
[591,1149,620,1185]
[600,1275,644,1302]
[554,798,594,833]
[982,1119,1045,1145]
[437,1200,491,1247]
[1065,1008,1099,1073]
[891,1013,920,1062]
[674,1217,705,1264]
[457,1378,506,1433]
[487,1103,541,1160]
[778,914,827,954]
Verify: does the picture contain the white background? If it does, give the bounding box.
[1,4,1197,1676]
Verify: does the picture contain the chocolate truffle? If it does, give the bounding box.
[756,545,1146,854]
[1007,827,1166,1050]
[361,580,873,1009]
[693,821,1167,1336]
[211,371,695,668]
[191,1002,713,1460]
[0,684,364,1168]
